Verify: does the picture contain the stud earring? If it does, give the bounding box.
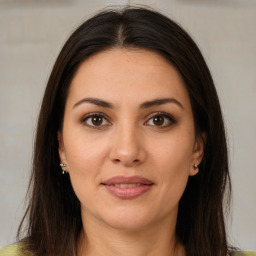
[193,164,199,174]
[60,163,67,174]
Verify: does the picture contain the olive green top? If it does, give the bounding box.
[0,244,21,256]
[0,244,33,256]
[0,243,256,256]
[233,253,256,256]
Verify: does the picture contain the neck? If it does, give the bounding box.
[77,214,185,256]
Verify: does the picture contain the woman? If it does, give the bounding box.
[0,6,255,256]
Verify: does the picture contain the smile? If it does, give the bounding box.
[101,176,154,199]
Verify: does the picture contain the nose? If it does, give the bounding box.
[109,124,147,167]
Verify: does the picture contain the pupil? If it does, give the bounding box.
[92,116,103,126]
[153,116,164,126]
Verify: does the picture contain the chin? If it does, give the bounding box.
[105,218,151,231]
[100,207,154,231]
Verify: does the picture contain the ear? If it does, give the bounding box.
[57,131,67,164]
[189,132,206,176]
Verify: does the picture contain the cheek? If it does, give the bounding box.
[151,132,194,173]
[64,142,104,209]
[149,133,193,203]
[62,133,106,195]
[63,129,108,170]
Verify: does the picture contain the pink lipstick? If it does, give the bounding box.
[101,176,154,199]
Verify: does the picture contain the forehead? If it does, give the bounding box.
[67,48,190,109]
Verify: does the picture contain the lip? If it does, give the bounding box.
[101,176,154,199]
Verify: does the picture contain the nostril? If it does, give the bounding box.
[113,158,140,165]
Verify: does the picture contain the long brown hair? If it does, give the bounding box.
[18,6,234,256]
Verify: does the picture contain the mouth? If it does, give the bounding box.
[101,176,154,199]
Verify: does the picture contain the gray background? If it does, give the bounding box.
[0,0,255,250]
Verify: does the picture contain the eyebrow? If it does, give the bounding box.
[73,97,183,110]
[139,98,183,110]
[73,97,114,109]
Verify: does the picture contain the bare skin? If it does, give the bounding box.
[58,48,204,256]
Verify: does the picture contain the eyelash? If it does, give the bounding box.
[81,112,110,129]
[81,112,176,129]
[145,112,176,128]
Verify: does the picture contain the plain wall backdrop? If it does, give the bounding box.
[0,0,255,250]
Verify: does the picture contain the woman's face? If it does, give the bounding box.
[58,48,204,231]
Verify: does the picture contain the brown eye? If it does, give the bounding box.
[145,113,176,128]
[92,116,103,126]
[153,116,164,126]
[82,113,110,129]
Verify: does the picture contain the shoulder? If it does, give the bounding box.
[0,243,29,256]
[233,252,256,256]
